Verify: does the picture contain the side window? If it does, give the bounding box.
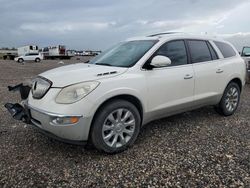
[188,40,212,63]
[242,47,250,57]
[214,41,236,58]
[207,42,218,60]
[156,40,188,66]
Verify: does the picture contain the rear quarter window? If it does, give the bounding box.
[214,41,236,58]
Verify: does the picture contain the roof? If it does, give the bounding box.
[127,32,226,43]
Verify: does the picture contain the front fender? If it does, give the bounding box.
[86,87,147,117]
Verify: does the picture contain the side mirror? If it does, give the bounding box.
[150,55,171,68]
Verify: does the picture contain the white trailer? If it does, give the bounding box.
[41,45,73,59]
[17,45,38,56]
[48,45,66,56]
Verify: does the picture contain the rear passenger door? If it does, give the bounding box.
[213,41,239,94]
[187,40,221,106]
[31,53,38,60]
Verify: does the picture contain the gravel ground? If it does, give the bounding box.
[0,59,249,187]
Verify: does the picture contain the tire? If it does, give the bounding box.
[90,100,141,154]
[35,58,41,62]
[216,82,241,116]
[18,58,24,63]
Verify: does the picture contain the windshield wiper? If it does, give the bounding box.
[95,63,112,66]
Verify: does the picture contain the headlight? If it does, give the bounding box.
[56,81,100,104]
[32,77,52,99]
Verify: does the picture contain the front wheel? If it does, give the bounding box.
[90,100,141,153]
[215,82,241,116]
[18,58,24,63]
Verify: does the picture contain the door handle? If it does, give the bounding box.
[184,74,193,80]
[216,69,224,74]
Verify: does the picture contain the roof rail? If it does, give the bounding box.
[147,32,184,37]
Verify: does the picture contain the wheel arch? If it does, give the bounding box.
[88,94,144,140]
[228,77,242,92]
[92,94,144,124]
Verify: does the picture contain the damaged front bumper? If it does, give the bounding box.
[4,83,31,123]
[4,83,87,145]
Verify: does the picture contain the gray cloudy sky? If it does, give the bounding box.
[1,0,250,50]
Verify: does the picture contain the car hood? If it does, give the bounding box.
[39,63,128,87]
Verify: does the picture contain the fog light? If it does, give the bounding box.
[51,116,80,125]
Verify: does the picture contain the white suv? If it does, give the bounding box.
[6,33,246,153]
[14,53,42,63]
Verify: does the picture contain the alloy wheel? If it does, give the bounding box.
[102,108,136,148]
[225,86,239,112]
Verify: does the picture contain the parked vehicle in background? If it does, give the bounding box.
[73,50,102,56]
[66,50,76,57]
[241,46,250,83]
[75,51,84,56]
[41,45,73,60]
[0,49,17,60]
[18,45,38,56]
[14,53,42,63]
[5,33,246,153]
[83,50,101,56]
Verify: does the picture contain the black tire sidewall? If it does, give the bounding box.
[35,58,40,62]
[219,82,240,116]
[18,58,24,63]
[91,100,141,153]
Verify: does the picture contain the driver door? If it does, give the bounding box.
[144,40,195,119]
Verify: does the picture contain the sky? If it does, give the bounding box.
[0,0,250,51]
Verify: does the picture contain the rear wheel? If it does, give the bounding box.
[90,100,141,153]
[35,58,41,62]
[18,58,24,63]
[215,82,240,116]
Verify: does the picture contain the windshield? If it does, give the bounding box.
[89,40,158,67]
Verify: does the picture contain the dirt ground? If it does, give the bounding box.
[0,59,249,187]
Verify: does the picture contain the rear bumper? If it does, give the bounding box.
[246,70,250,83]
